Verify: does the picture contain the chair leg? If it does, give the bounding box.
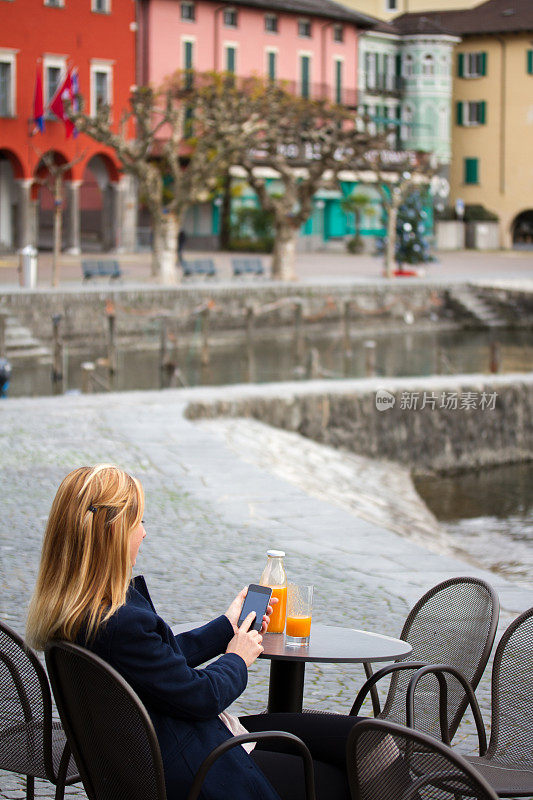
[54,741,72,800]
[26,775,34,800]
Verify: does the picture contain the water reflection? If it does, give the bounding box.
[415,462,533,587]
[8,327,533,398]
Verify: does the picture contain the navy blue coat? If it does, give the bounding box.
[79,576,280,800]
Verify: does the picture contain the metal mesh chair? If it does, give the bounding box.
[347,718,498,800]
[45,640,317,800]
[0,621,80,800]
[350,577,499,743]
[465,607,533,797]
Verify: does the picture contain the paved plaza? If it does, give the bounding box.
[1,381,532,799]
[0,247,532,290]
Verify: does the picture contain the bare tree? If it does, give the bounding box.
[34,149,84,287]
[68,84,230,284]
[189,75,377,281]
[366,149,434,278]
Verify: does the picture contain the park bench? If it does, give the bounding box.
[182,258,217,278]
[82,259,122,281]
[232,257,265,278]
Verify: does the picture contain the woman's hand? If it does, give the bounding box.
[226,613,264,667]
[225,587,248,633]
[225,587,278,634]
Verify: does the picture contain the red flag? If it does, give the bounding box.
[50,68,76,138]
[33,64,44,134]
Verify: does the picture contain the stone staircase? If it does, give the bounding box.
[1,313,50,359]
[447,286,508,329]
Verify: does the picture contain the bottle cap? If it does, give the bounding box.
[267,549,285,558]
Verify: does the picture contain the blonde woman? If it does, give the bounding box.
[28,465,360,800]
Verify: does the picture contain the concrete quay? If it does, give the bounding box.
[1,383,532,799]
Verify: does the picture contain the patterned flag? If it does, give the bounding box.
[49,67,76,138]
[32,63,45,134]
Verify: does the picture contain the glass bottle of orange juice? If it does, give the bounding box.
[260,550,287,633]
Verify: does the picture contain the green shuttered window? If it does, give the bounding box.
[456,101,486,126]
[464,158,479,184]
[459,51,487,78]
[528,50,533,75]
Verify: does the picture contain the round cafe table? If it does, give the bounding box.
[261,624,411,713]
[173,622,411,714]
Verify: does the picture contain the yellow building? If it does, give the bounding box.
[339,0,477,22]
[357,0,533,247]
[452,12,533,246]
[394,0,533,247]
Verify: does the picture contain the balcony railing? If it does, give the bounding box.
[177,72,358,108]
[364,74,403,96]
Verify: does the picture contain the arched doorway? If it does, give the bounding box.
[0,149,24,250]
[512,210,533,249]
[80,154,119,251]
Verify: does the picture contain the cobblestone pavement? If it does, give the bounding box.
[1,386,532,799]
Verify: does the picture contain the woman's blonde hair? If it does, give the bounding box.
[26,464,144,650]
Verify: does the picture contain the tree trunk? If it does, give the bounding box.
[271,224,298,281]
[152,213,180,285]
[384,204,398,279]
[218,170,232,250]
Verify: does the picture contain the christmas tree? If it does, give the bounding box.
[395,190,434,271]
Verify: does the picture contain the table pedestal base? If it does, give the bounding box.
[267,661,305,713]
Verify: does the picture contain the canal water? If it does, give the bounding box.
[415,462,533,588]
[8,326,533,398]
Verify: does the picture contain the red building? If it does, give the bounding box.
[0,0,137,253]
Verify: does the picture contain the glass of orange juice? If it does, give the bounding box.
[286,584,313,646]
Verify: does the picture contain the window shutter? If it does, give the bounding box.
[396,53,402,76]
[456,101,463,126]
[335,59,342,104]
[184,41,193,70]
[480,101,486,124]
[481,52,487,76]
[226,47,235,73]
[528,50,533,75]
[301,55,310,99]
[465,158,478,184]
[458,53,464,77]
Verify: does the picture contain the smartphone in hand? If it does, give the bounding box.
[237,584,273,632]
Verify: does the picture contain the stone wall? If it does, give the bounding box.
[183,374,533,475]
[0,282,452,345]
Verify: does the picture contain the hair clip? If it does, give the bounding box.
[88,504,97,514]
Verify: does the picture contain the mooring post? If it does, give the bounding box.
[294,300,304,362]
[0,311,8,359]
[106,300,117,380]
[81,362,95,394]
[160,314,169,372]
[342,300,351,355]
[51,314,64,395]
[246,302,256,382]
[489,341,501,373]
[200,306,210,366]
[305,347,321,380]
[364,340,376,377]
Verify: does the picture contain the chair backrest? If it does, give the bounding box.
[0,620,55,779]
[380,577,499,740]
[347,718,499,800]
[486,606,533,765]
[45,640,166,800]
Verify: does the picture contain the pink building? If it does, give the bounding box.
[137,0,376,248]
[138,0,375,107]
